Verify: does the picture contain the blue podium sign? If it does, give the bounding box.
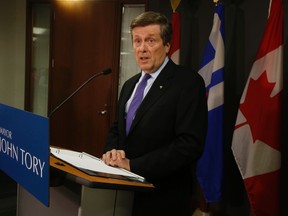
[0,103,49,206]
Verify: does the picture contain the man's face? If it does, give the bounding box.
[132,24,170,74]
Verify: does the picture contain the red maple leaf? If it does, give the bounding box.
[239,71,281,150]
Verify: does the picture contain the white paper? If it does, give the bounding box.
[50,147,145,182]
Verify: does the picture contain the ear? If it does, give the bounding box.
[165,42,171,54]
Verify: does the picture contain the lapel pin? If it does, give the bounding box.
[159,86,163,89]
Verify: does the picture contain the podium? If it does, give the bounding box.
[0,104,153,215]
[17,154,154,216]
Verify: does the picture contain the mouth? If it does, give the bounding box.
[139,56,149,62]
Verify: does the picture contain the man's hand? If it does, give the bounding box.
[102,149,130,171]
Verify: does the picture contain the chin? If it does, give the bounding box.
[139,65,151,72]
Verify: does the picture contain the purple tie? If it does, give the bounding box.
[126,73,151,134]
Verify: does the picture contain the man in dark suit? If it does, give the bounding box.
[102,11,207,216]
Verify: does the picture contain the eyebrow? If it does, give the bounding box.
[133,33,158,39]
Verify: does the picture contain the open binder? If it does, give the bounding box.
[50,147,145,183]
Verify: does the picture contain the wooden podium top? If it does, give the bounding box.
[50,155,154,192]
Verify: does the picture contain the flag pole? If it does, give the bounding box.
[198,188,209,213]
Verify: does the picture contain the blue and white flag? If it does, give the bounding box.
[196,1,224,203]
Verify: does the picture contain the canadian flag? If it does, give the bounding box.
[231,0,283,215]
[169,11,180,64]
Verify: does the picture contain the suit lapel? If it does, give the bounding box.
[121,74,141,106]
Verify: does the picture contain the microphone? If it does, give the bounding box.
[49,68,112,117]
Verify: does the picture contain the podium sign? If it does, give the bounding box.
[0,103,49,206]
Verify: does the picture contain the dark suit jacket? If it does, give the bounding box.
[104,59,208,216]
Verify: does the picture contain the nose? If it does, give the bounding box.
[138,41,147,51]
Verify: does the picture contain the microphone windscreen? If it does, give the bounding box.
[102,68,112,75]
